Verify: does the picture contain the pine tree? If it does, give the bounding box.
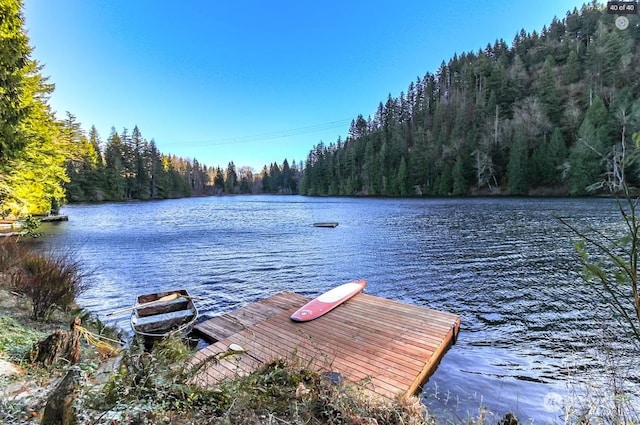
[565,50,582,84]
[213,167,225,193]
[452,155,468,196]
[1,0,67,216]
[0,0,30,161]
[147,140,164,198]
[408,129,428,194]
[531,127,567,186]
[281,159,296,194]
[435,165,453,196]
[103,128,127,200]
[62,113,91,202]
[225,162,237,194]
[586,96,611,141]
[569,117,605,195]
[539,56,561,126]
[131,125,151,199]
[394,157,409,196]
[507,127,529,195]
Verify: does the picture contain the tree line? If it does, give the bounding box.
[63,115,302,203]
[300,2,640,197]
[5,0,640,220]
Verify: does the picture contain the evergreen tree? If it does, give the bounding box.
[585,96,612,142]
[452,155,468,196]
[507,127,529,195]
[84,125,106,200]
[531,127,567,186]
[281,159,296,194]
[147,139,164,198]
[435,165,453,196]
[1,0,67,216]
[408,129,429,194]
[269,163,282,192]
[131,125,151,199]
[103,128,127,200]
[569,117,605,195]
[0,0,30,161]
[394,157,409,196]
[538,55,562,126]
[213,167,225,193]
[62,113,92,202]
[509,54,529,103]
[225,161,237,194]
[602,27,626,90]
[565,50,582,84]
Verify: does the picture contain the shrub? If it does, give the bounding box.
[18,216,43,239]
[97,340,434,425]
[0,238,30,276]
[11,250,88,321]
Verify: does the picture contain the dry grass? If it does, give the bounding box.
[90,336,435,425]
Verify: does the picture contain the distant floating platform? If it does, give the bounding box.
[312,222,339,228]
[192,291,460,401]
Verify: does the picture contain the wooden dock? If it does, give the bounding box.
[39,215,68,222]
[0,215,68,238]
[191,291,460,401]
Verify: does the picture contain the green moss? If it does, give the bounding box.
[0,315,47,361]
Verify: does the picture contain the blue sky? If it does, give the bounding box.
[23,0,590,171]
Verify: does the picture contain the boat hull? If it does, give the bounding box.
[130,289,198,340]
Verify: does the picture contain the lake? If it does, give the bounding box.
[37,195,639,423]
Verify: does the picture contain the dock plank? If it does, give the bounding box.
[191,290,460,401]
[193,292,304,342]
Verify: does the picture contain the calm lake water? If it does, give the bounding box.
[37,196,639,423]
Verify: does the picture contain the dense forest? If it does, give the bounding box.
[300,2,640,197]
[62,115,302,203]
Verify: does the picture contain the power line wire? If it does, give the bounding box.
[176,118,352,147]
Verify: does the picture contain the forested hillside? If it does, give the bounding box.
[300,2,640,197]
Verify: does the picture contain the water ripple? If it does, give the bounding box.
[37,196,640,423]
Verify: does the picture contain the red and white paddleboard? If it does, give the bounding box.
[290,280,367,322]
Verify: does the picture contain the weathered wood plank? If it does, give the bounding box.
[193,315,246,342]
[193,291,305,342]
[191,290,460,401]
[253,315,421,384]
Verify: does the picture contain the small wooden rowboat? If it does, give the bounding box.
[130,289,198,340]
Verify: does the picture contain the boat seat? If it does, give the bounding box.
[137,298,190,317]
[133,308,195,333]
